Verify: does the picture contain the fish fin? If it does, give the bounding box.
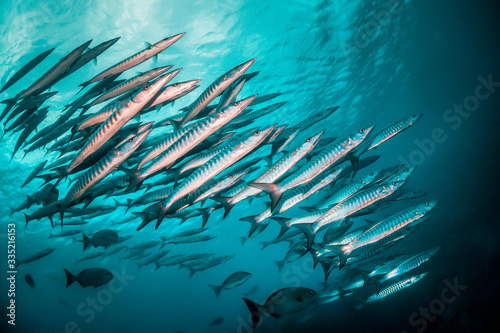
[247,222,260,237]
[48,215,54,229]
[23,213,30,230]
[125,199,134,212]
[274,260,285,273]
[364,219,376,224]
[299,206,316,213]
[64,269,76,287]
[210,196,233,218]
[262,155,273,167]
[309,250,321,269]
[136,218,152,231]
[242,298,265,328]
[82,233,92,251]
[292,223,316,251]
[209,285,223,298]
[166,168,180,185]
[26,195,35,208]
[247,182,282,211]
[92,58,97,66]
[344,154,359,179]
[77,80,91,94]
[325,244,351,269]
[270,217,290,239]
[119,166,144,191]
[239,236,248,246]
[168,117,183,130]
[78,104,91,116]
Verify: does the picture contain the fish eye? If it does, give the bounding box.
[144,84,152,90]
[405,168,410,172]
[306,137,312,142]
[174,83,181,87]
[254,131,261,136]
[393,181,397,185]
[234,101,241,105]
[359,129,365,133]
[236,65,242,69]
[425,202,430,206]
[229,174,234,178]
[370,172,374,176]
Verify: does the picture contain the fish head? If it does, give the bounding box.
[219,95,257,119]
[407,113,424,125]
[353,125,376,143]
[154,32,186,50]
[163,77,200,96]
[132,73,175,104]
[411,272,428,283]
[361,169,382,184]
[116,128,153,155]
[301,129,325,152]
[222,58,257,82]
[418,200,439,215]
[302,288,319,301]
[243,124,277,148]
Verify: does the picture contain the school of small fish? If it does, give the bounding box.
[2,32,439,328]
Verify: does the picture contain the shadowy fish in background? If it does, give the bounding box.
[208,317,223,327]
[208,271,252,298]
[82,229,119,250]
[64,268,113,288]
[24,274,35,288]
[243,287,318,327]
[16,248,56,266]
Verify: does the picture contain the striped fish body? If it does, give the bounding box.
[76,103,122,133]
[149,79,201,108]
[178,58,256,127]
[384,247,439,281]
[88,33,184,84]
[367,273,427,303]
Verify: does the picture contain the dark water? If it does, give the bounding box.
[1,0,499,332]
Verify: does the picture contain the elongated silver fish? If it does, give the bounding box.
[60,127,152,225]
[66,73,174,173]
[157,125,275,226]
[128,95,256,189]
[176,58,256,128]
[82,33,184,86]
[89,66,175,107]
[366,273,427,303]
[250,126,374,210]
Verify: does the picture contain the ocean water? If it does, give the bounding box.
[1,0,499,332]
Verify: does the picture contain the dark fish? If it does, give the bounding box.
[243,287,318,327]
[208,317,223,327]
[16,248,56,266]
[21,160,47,188]
[209,271,252,298]
[83,229,119,250]
[0,47,55,93]
[24,274,35,288]
[64,268,113,288]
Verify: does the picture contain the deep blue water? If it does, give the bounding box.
[1,0,500,332]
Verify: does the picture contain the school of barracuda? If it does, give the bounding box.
[2,32,440,327]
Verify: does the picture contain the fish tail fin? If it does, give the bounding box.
[125,199,134,212]
[154,262,160,271]
[247,182,282,211]
[310,250,321,269]
[242,298,265,328]
[262,155,273,167]
[197,207,212,228]
[165,168,181,185]
[169,118,183,130]
[239,236,248,246]
[326,244,351,269]
[210,196,233,218]
[270,217,291,239]
[209,285,223,298]
[120,166,144,191]
[26,194,35,208]
[82,233,92,251]
[345,154,359,179]
[274,260,285,273]
[77,80,91,93]
[23,213,30,230]
[64,269,76,287]
[136,218,152,231]
[292,223,316,251]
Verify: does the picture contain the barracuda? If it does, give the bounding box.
[60,127,152,226]
[216,130,324,217]
[176,58,256,128]
[66,73,174,173]
[250,126,374,211]
[89,66,176,107]
[15,40,92,100]
[330,200,437,267]
[127,95,257,189]
[226,101,288,128]
[157,125,275,227]
[381,247,440,283]
[147,79,201,110]
[366,273,427,303]
[82,32,185,86]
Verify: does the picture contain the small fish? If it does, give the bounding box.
[209,271,252,298]
[24,274,35,288]
[208,317,224,327]
[64,268,113,288]
[16,248,56,266]
[243,287,318,327]
[83,229,119,250]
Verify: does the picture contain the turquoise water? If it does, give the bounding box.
[1,0,499,332]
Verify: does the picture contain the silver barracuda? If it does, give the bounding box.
[216,130,324,217]
[147,79,201,110]
[89,66,176,107]
[381,247,440,282]
[366,273,427,303]
[127,95,257,189]
[60,127,152,225]
[66,73,174,173]
[157,125,275,227]
[176,58,256,128]
[250,126,374,210]
[82,33,185,86]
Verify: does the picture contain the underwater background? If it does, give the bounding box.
[1,0,500,332]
